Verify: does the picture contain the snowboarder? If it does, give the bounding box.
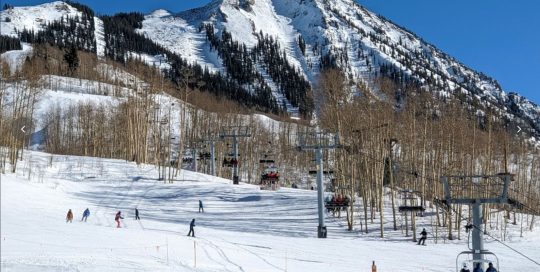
[199,200,204,213]
[460,263,471,272]
[135,208,140,220]
[485,262,497,272]
[473,263,483,272]
[187,218,195,237]
[66,209,73,223]
[81,208,90,222]
[115,211,124,228]
[417,228,427,245]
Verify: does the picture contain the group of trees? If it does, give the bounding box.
[0,35,22,54]
[253,31,313,116]
[204,25,280,114]
[315,70,540,240]
[204,25,315,117]
[0,53,41,173]
[7,1,290,117]
[18,10,96,53]
[101,13,281,115]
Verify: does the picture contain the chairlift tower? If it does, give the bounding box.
[297,130,340,238]
[441,174,514,271]
[220,126,251,184]
[152,104,171,182]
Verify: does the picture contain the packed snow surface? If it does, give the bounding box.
[1,151,539,271]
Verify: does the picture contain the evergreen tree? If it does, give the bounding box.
[0,35,22,53]
[64,45,79,75]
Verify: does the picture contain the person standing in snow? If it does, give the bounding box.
[66,209,73,223]
[81,208,90,222]
[115,211,124,228]
[199,200,204,213]
[135,208,140,220]
[417,228,428,245]
[187,218,195,237]
[485,262,497,272]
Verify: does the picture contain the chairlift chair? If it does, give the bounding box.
[260,166,280,190]
[324,193,351,213]
[198,152,211,160]
[259,152,276,164]
[456,250,499,272]
[398,189,425,213]
[222,157,238,167]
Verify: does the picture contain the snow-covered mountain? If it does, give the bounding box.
[1,0,539,137]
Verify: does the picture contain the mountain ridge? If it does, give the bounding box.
[1,0,539,138]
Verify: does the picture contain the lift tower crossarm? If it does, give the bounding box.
[441,174,512,271]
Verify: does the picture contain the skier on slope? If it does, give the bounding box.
[199,200,204,213]
[135,208,140,220]
[417,228,428,245]
[66,209,74,223]
[81,208,90,222]
[115,211,124,228]
[187,218,196,237]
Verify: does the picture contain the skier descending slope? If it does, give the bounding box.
[81,208,90,222]
[417,228,428,245]
[66,209,73,223]
[115,211,124,228]
[187,219,196,237]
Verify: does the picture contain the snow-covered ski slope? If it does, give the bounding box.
[2,151,539,271]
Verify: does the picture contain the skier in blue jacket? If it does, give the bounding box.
[81,208,90,222]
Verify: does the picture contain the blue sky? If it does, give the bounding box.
[9,0,540,104]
